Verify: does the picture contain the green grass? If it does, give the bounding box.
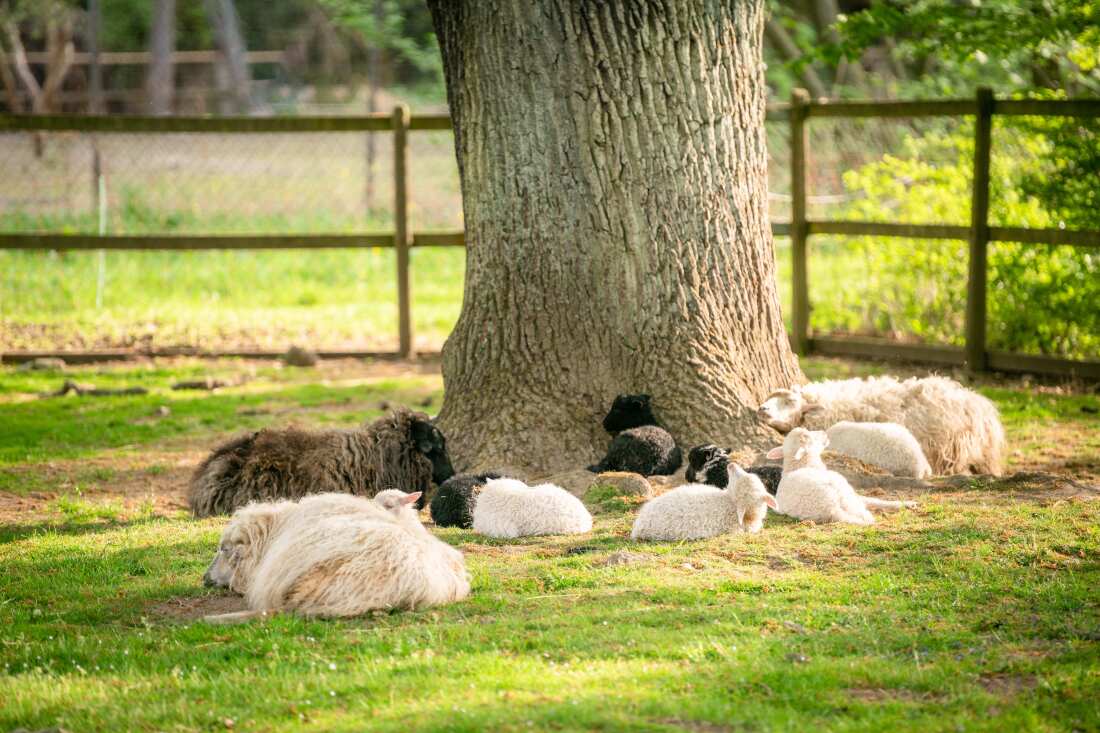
[0,359,1098,731]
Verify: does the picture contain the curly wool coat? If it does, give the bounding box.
[188,408,454,518]
[203,491,469,619]
[589,425,682,476]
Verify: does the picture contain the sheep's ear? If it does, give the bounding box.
[794,446,806,461]
[766,447,784,460]
[730,464,747,477]
[763,494,777,510]
[803,403,825,415]
[402,492,422,506]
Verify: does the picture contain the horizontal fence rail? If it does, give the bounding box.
[2,91,1099,377]
[0,113,453,133]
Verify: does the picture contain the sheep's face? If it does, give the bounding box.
[730,467,777,533]
[766,427,829,470]
[757,388,809,432]
[374,489,422,520]
[602,394,657,434]
[411,418,455,489]
[686,444,730,486]
[203,503,285,592]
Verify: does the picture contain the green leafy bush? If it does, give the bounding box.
[814,125,1099,358]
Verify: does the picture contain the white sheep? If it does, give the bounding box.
[471,478,593,539]
[758,375,1005,475]
[203,490,469,620]
[767,429,916,525]
[825,421,933,478]
[631,465,777,541]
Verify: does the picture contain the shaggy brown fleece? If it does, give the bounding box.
[188,408,452,517]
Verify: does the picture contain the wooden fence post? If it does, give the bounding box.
[965,88,994,372]
[393,104,412,358]
[790,88,811,356]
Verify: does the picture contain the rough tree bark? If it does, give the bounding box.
[428,0,803,475]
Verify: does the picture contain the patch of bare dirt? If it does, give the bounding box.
[977,673,1038,697]
[148,594,247,621]
[459,543,541,557]
[842,470,1100,504]
[0,448,200,523]
[650,718,735,733]
[843,687,945,703]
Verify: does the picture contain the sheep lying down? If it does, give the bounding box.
[824,421,933,478]
[203,490,469,622]
[631,466,776,541]
[758,375,1005,475]
[768,428,916,526]
[189,407,455,518]
[472,478,593,539]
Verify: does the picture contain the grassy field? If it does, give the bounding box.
[0,357,1097,731]
[5,238,904,354]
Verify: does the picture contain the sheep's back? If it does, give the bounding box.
[472,483,591,538]
[631,484,734,540]
[900,377,1005,474]
[775,468,851,520]
[801,377,905,429]
[825,422,932,478]
[252,515,467,616]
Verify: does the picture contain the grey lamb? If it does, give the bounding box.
[188,407,454,518]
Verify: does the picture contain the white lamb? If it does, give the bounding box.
[631,465,777,541]
[757,375,1005,475]
[767,428,916,525]
[825,421,933,478]
[471,478,593,539]
[203,490,469,621]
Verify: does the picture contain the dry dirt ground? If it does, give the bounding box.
[1,356,1097,526]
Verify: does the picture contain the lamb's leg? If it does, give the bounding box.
[203,609,271,625]
[861,496,917,512]
[837,509,875,525]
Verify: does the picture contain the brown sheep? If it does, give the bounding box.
[188,408,454,518]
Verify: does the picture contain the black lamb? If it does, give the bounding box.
[429,472,503,528]
[589,425,682,476]
[601,394,659,434]
[685,443,782,495]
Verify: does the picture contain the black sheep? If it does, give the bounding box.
[685,443,782,495]
[601,394,658,434]
[429,472,503,528]
[589,425,682,476]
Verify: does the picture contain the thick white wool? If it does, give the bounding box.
[825,421,933,478]
[775,468,876,525]
[771,428,916,525]
[630,469,775,541]
[759,375,1005,475]
[471,478,593,538]
[207,492,469,618]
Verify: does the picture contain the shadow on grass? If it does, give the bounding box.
[0,514,182,544]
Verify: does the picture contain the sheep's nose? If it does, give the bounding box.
[203,570,216,587]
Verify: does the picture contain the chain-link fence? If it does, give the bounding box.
[1,94,1098,374]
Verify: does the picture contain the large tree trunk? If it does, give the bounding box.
[428,0,802,475]
[146,0,176,116]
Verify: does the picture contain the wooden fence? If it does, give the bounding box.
[1,87,1099,377]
